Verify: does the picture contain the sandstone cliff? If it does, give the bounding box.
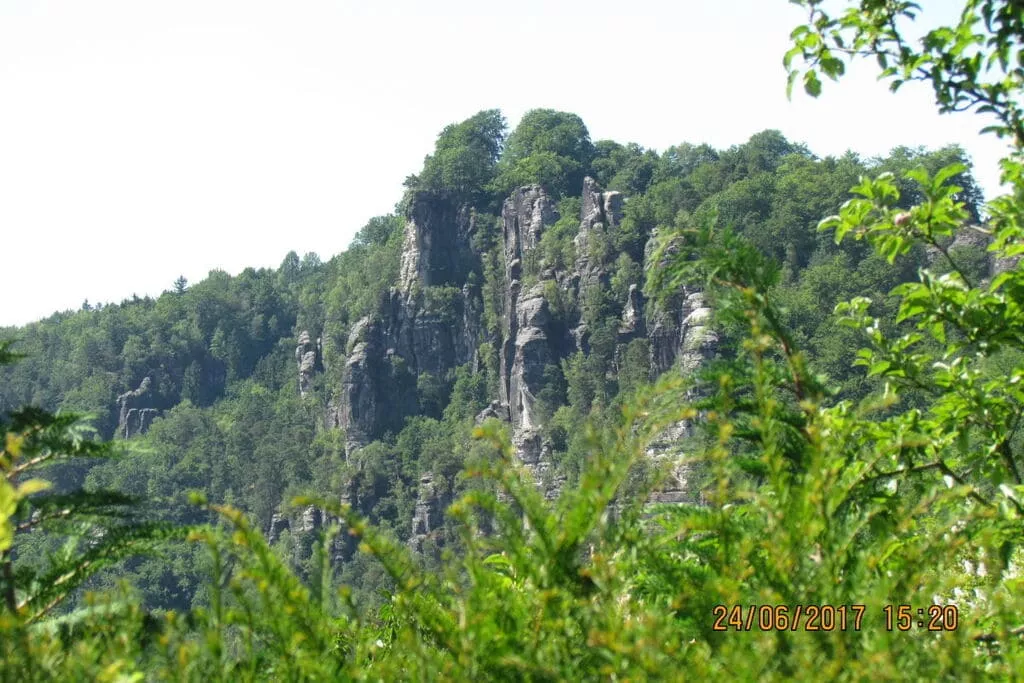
[301,178,719,547]
[116,377,159,439]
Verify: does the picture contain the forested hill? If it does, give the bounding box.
[0,110,989,608]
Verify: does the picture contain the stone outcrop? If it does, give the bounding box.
[268,513,290,544]
[325,177,720,550]
[619,283,644,338]
[678,290,718,375]
[296,331,322,397]
[399,192,477,291]
[644,412,705,507]
[495,187,570,497]
[493,179,717,501]
[499,186,559,415]
[409,472,451,553]
[299,505,323,533]
[116,377,158,438]
[331,317,406,456]
[926,224,1022,279]
[574,177,623,293]
[475,400,510,424]
[331,192,483,457]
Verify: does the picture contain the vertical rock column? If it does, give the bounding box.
[497,186,570,496]
[295,330,322,397]
[116,377,158,439]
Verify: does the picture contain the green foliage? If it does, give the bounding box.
[322,214,404,367]
[3,1,1023,676]
[538,196,581,272]
[410,109,507,204]
[1,351,186,627]
[493,109,595,198]
[421,286,461,320]
[785,0,1024,146]
[871,145,986,222]
[609,252,642,303]
[479,217,506,338]
[590,140,660,195]
[617,338,652,398]
[442,364,488,424]
[416,372,448,419]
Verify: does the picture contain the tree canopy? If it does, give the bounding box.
[2,0,1023,677]
[493,108,596,198]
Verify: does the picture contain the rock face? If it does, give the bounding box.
[296,331,322,397]
[331,192,482,457]
[409,472,451,554]
[332,318,390,455]
[499,186,558,420]
[646,420,703,505]
[399,192,477,291]
[268,513,290,544]
[326,178,721,549]
[299,505,322,533]
[619,284,644,337]
[575,176,623,293]
[494,186,569,496]
[646,286,718,375]
[926,224,1022,280]
[116,377,159,438]
[475,400,510,424]
[678,290,718,375]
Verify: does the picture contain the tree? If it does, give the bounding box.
[3,1,1024,677]
[871,145,986,221]
[784,0,1024,146]
[493,109,596,198]
[590,140,660,195]
[1,341,178,622]
[412,109,507,204]
[352,215,403,249]
[659,141,720,180]
[173,275,188,294]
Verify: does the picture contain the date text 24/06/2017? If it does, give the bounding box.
[711,604,959,632]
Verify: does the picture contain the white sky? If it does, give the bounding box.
[0,0,1009,327]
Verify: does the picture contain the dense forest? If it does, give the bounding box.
[2,0,1023,679]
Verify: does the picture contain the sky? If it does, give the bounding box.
[0,0,1010,327]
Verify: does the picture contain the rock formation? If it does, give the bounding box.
[574,177,623,295]
[619,284,644,338]
[116,377,159,439]
[296,330,322,397]
[331,192,482,457]
[409,472,451,554]
[268,513,290,544]
[927,224,1021,279]
[493,186,568,495]
[323,177,720,549]
[332,317,391,455]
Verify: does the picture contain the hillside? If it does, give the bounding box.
[0,111,990,609]
[4,0,1024,674]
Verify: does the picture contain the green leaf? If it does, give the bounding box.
[804,70,823,97]
[16,478,51,497]
[786,69,800,100]
[932,162,968,190]
[868,361,892,377]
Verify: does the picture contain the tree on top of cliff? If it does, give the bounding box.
[590,140,661,195]
[493,108,596,199]
[869,144,985,221]
[407,109,507,205]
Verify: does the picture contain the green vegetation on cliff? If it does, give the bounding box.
[2,0,1023,678]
